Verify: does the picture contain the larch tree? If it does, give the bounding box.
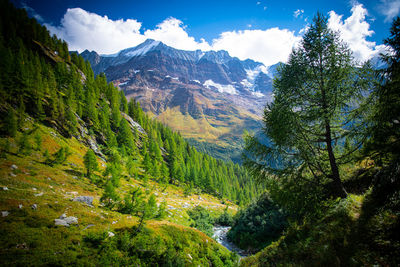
[83,149,98,179]
[244,13,373,198]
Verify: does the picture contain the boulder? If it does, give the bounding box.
[73,196,94,206]
[2,211,9,217]
[54,214,78,227]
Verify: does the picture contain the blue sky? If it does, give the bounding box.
[13,0,399,66]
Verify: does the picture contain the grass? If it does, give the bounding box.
[0,118,239,265]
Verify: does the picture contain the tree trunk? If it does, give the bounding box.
[325,120,347,198]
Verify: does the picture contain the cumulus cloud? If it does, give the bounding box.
[378,0,400,22]
[328,4,387,62]
[212,28,301,67]
[45,8,145,54]
[143,18,211,51]
[45,4,385,67]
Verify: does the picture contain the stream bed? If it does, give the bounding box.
[212,226,249,257]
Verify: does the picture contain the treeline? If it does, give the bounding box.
[0,0,260,205]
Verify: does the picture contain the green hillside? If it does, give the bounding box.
[0,0,259,265]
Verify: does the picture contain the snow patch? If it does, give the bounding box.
[125,41,160,57]
[191,80,201,84]
[203,80,237,95]
[165,75,179,80]
[119,81,128,86]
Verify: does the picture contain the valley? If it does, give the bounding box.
[79,40,277,162]
[1,0,399,266]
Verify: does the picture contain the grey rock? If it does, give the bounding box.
[2,211,9,217]
[31,204,38,210]
[54,215,78,227]
[73,196,94,206]
[34,192,43,197]
[10,164,18,170]
[18,204,23,209]
[54,219,69,227]
[10,173,16,177]
[2,187,8,191]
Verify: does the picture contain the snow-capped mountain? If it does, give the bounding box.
[82,39,277,97]
[79,39,280,162]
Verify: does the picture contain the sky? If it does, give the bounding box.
[12,0,399,67]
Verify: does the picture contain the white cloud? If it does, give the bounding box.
[45,4,385,67]
[45,8,145,54]
[294,9,304,18]
[328,4,387,62]
[143,18,211,51]
[212,28,301,66]
[378,0,400,22]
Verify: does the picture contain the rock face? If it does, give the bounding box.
[80,39,280,162]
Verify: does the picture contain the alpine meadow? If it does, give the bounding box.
[0,0,399,266]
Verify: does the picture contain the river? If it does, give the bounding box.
[212,226,249,257]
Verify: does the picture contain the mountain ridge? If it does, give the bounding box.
[79,39,278,162]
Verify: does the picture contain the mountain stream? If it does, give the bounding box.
[212,226,249,257]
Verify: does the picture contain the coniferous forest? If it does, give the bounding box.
[0,0,399,266]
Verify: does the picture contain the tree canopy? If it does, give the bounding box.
[243,13,374,201]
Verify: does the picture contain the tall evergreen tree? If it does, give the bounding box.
[243,14,373,198]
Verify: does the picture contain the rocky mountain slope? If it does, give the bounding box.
[80,40,280,162]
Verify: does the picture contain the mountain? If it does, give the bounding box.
[80,39,279,162]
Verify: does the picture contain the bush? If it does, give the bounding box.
[228,192,287,251]
[187,206,214,237]
[215,206,234,226]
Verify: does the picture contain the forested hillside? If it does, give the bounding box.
[0,0,258,265]
[0,0,259,206]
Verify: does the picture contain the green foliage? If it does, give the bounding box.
[227,193,287,251]
[215,206,234,226]
[187,206,214,237]
[364,17,400,165]
[33,131,42,150]
[100,181,120,208]
[118,187,145,215]
[46,146,71,166]
[79,226,238,266]
[243,14,374,217]
[17,132,32,155]
[3,108,17,137]
[83,149,98,179]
